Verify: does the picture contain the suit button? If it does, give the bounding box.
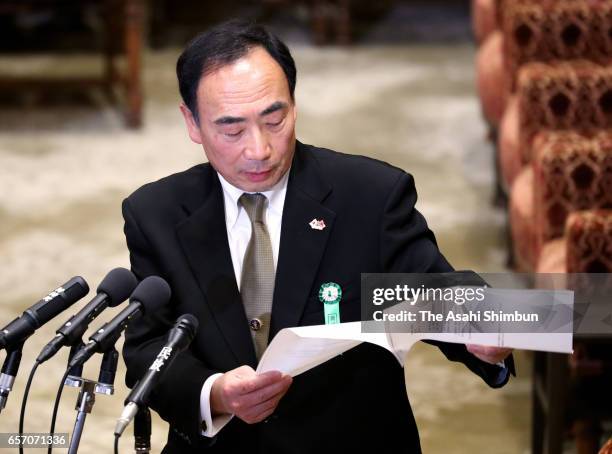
[201,420,207,431]
[249,318,262,331]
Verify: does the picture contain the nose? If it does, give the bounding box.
[243,126,272,162]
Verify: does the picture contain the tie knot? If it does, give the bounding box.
[239,193,267,223]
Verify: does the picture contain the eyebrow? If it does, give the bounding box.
[213,101,288,125]
[260,101,287,116]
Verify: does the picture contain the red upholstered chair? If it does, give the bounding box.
[516,62,612,162]
[537,210,612,273]
[486,1,612,190]
[486,5,612,451]
[510,130,612,271]
[563,213,612,453]
[534,132,612,253]
[500,0,549,91]
[499,61,612,189]
[533,209,612,453]
[500,0,612,89]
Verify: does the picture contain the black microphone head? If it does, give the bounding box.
[29,276,89,325]
[129,276,171,315]
[97,268,138,307]
[175,313,198,339]
[62,276,90,303]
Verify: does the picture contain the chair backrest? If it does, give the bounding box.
[516,62,612,163]
[566,209,612,272]
[501,0,612,90]
[533,130,612,252]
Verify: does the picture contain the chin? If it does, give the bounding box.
[243,181,274,193]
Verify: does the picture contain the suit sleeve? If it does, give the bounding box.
[378,171,514,387]
[122,198,219,445]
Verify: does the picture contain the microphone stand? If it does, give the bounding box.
[67,379,96,454]
[66,348,118,454]
[133,406,151,454]
[0,341,24,413]
[64,343,85,388]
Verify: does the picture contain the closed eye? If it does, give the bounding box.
[224,130,243,137]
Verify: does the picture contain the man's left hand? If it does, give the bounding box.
[466,344,512,365]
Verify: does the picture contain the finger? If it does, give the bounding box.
[231,365,256,379]
[249,405,276,424]
[467,344,509,357]
[246,396,278,421]
[226,377,291,415]
[242,389,286,422]
[243,405,276,425]
[241,375,292,407]
[474,350,510,364]
[479,355,500,364]
[467,344,493,352]
[237,370,283,394]
[480,347,511,358]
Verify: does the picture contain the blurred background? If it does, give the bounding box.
[0,0,610,453]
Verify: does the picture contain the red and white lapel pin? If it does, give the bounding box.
[309,218,326,231]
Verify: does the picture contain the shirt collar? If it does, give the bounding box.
[217,169,290,229]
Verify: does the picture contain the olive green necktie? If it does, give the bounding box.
[239,193,275,360]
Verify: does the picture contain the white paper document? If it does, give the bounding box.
[256,321,573,377]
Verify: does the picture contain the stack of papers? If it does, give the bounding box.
[257,322,573,376]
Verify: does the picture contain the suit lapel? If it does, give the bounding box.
[270,143,336,340]
[175,168,257,368]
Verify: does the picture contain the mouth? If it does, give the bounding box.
[243,169,273,182]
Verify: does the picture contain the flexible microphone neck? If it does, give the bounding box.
[35,295,106,365]
[0,344,23,412]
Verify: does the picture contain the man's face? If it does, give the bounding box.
[180,46,297,192]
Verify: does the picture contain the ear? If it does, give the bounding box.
[179,103,203,145]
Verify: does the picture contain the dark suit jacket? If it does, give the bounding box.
[122,141,512,453]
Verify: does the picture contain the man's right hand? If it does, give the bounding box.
[210,366,293,424]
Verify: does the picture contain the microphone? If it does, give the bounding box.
[36,268,138,364]
[114,314,198,436]
[0,276,88,411]
[68,276,171,369]
[0,276,89,350]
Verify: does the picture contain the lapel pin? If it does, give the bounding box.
[309,218,326,231]
[319,282,342,324]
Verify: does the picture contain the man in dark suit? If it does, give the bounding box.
[122,20,513,453]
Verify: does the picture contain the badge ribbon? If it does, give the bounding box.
[319,282,342,325]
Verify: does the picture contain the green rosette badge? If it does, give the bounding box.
[319,282,342,325]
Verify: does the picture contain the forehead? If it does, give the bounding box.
[196,47,291,114]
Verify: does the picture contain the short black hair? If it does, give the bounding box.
[176,19,297,121]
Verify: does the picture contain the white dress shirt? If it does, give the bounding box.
[199,170,289,437]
